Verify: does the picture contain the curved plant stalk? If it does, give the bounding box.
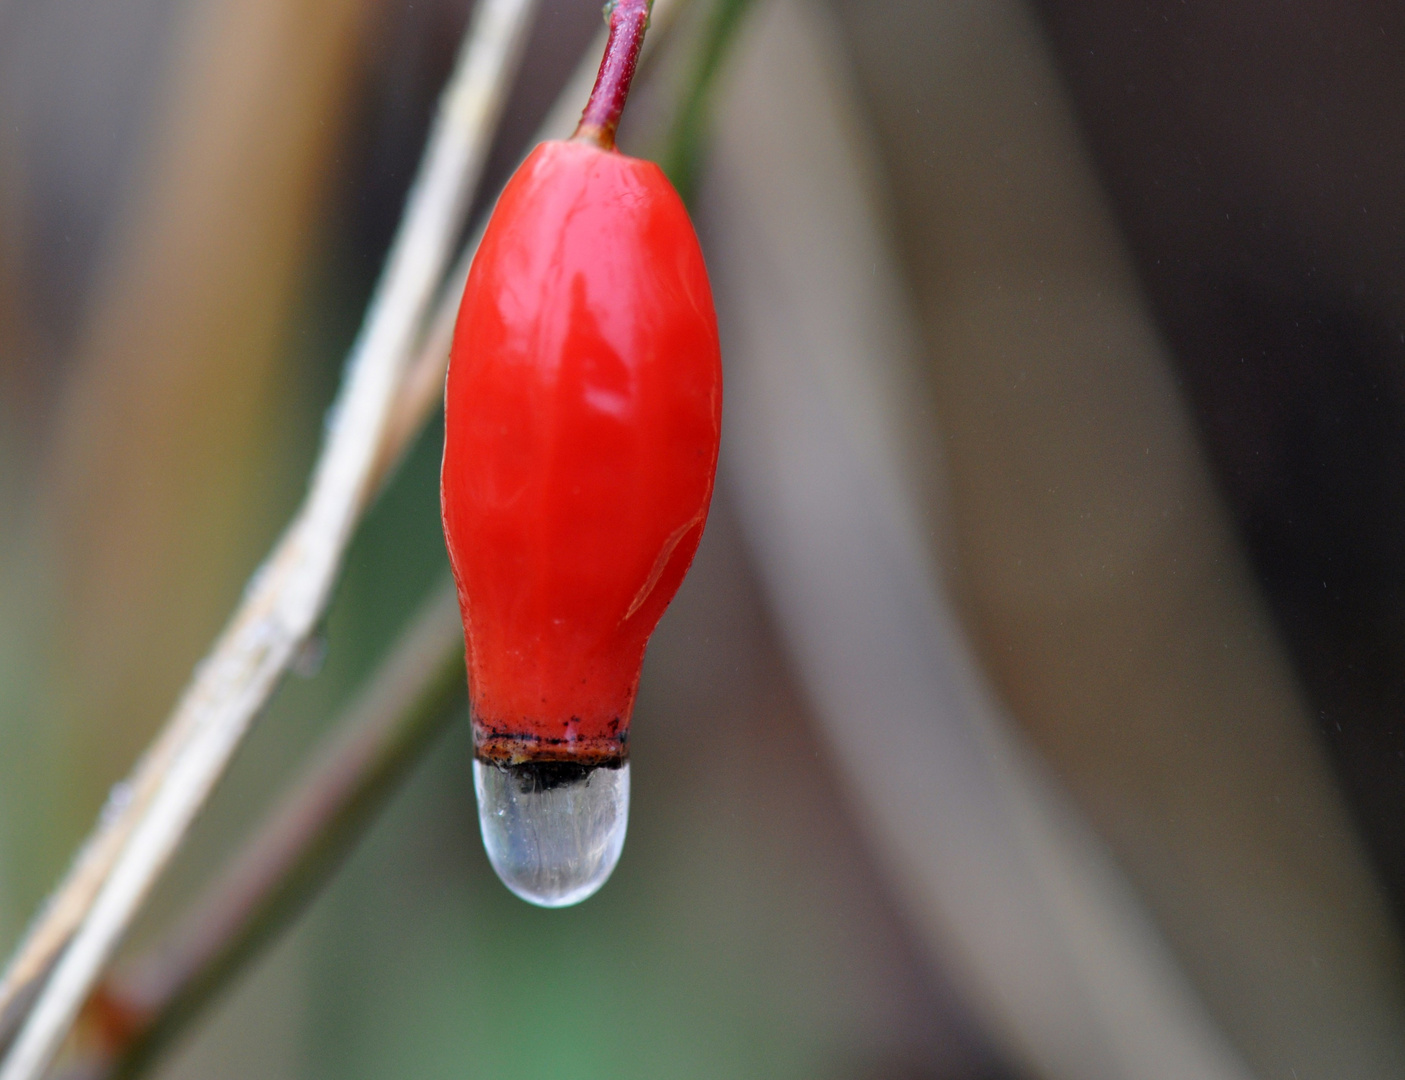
[0,0,538,1075]
[63,582,465,1080]
[0,1,703,1074]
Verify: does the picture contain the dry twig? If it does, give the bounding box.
[0,0,537,1075]
[69,583,465,1080]
[0,1,702,1074]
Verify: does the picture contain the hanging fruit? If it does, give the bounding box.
[441,0,722,906]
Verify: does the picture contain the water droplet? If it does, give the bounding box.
[473,758,629,907]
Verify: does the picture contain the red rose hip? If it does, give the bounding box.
[440,0,722,906]
[444,139,720,766]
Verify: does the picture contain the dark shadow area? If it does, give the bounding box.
[1032,0,1405,917]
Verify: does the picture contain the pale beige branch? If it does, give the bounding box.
[0,1,538,1076]
[0,0,694,1073]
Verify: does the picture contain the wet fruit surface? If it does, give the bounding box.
[442,138,722,766]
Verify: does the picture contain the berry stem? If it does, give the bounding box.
[574,0,652,150]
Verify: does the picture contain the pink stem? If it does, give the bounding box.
[573,0,651,150]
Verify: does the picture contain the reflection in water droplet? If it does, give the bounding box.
[473,758,629,907]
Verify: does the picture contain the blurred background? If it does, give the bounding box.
[3,0,1405,1077]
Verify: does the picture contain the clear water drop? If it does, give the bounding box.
[473,758,629,907]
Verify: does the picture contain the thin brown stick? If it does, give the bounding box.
[0,2,689,1074]
[64,583,463,1080]
[0,1,537,1075]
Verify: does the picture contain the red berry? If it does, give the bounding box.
[441,138,722,770]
